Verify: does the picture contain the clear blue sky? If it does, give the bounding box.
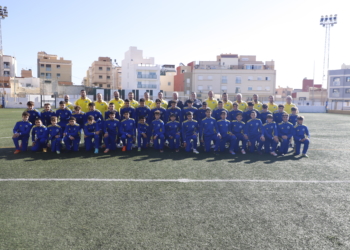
[2,0,349,88]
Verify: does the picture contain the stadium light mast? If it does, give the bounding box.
[320,14,337,88]
[0,6,8,94]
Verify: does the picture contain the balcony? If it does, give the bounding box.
[137,83,158,89]
[137,74,157,79]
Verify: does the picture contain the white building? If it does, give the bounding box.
[121,46,160,100]
[2,54,17,77]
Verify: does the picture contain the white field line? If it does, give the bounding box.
[1,178,350,183]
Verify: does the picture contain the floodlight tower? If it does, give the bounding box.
[0,6,8,93]
[320,14,337,87]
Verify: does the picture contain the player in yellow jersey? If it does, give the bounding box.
[95,93,108,117]
[205,90,218,110]
[64,95,74,111]
[267,95,278,113]
[74,89,92,113]
[222,92,233,111]
[252,94,263,111]
[235,93,247,111]
[150,91,168,109]
[128,92,139,108]
[109,91,124,112]
[143,91,154,108]
[284,96,297,114]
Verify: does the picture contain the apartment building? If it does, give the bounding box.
[2,54,16,77]
[160,64,176,97]
[86,57,116,89]
[328,64,350,102]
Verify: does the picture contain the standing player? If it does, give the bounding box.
[72,105,86,131]
[228,102,243,121]
[252,94,263,111]
[103,111,120,153]
[150,99,167,121]
[136,98,151,124]
[41,103,55,126]
[105,102,121,121]
[216,111,237,154]
[86,102,103,125]
[120,99,136,120]
[284,96,297,115]
[110,91,124,112]
[212,101,229,121]
[222,92,233,111]
[64,95,74,111]
[31,118,48,152]
[95,93,108,117]
[243,102,260,123]
[244,111,264,154]
[63,117,81,152]
[55,101,72,136]
[84,115,101,154]
[205,90,218,111]
[26,101,41,125]
[293,116,310,157]
[278,113,294,156]
[289,107,298,126]
[273,105,286,124]
[267,95,278,113]
[166,100,182,123]
[150,91,168,109]
[231,113,247,154]
[182,112,199,154]
[196,102,208,126]
[74,89,92,113]
[235,93,247,111]
[151,111,165,153]
[144,91,154,108]
[128,92,139,108]
[165,113,181,152]
[200,108,218,153]
[12,112,32,154]
[259,104,272,124]
[181,100,198,122]
[47,116,62,154]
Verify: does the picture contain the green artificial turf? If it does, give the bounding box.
[0,109,350,249]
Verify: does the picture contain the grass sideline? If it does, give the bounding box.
[1,109,350,249]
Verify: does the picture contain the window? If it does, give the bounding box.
[265,86,270,91]
[241,58,249,61]
[198,85,203,92]
[44,80,51,83]
[107,67,111,71]
[346,89,350,94]
[299,97,306,101]
[107,76,110,79]
[208,75,213,80]
[235,87,241,93]
[40,73,45,77]
[26,84,32,87]
[57,73,61,78]
[257,76,262,81]
[168,82,171,86]
[236,76,241,84]
[257,86,262,90]
[245,65,252,69]
[248,76,253,81]
[186,78,190,84]
[99,67,103,70]
[331,88,340,97]
[40,64,44,68]
[266,77,271,81]
[99,75,103,79]
[99,84,102,87]
[56,65,60,69]
[137,82,142,88]
[347,77,350,82]
[46,73,51,79]
[186,90,190,95]
[248,86,253,91]
[46,65,51,71]
[107,84,111,88]
[221,76,227,83]
[221,85,227,92]
[207,85,212,90]
[253,65,262,70]
[332,77,340,86]
[198,75,203,80]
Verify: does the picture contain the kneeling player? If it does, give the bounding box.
[200,108,218,153]
[182,111,199,154]
[12,111,32,154]
[120,111,136,151]
[262,114,279,156]
[137,116,150,151]
[47,116,62,154]
[151,111,165,153]
[216,111,237,155]
[84,115,101,154]
[277,113,294,156]
[244,111,264,154]
[31,118,48,152]
[230,113,247,154]
[293,116,310,158]
[103,111,120,153]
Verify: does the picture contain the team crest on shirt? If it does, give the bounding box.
[211,122,213,124]
[85,101,88,103]
[239,126,242,128]
[256,123,258,125]
[287,126,290,129]
[192,125,194,128]
[56,129,59,132]
[25,125,28,127]
[302,128,305,131]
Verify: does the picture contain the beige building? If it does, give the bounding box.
[37,52,72,85]
[275,86,293,100]
[191,54,276,102]
[160,65,176,97]
[85,57,122,90]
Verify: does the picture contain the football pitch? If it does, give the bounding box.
[1,109,350,249]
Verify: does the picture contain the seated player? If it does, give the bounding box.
[137,116,150,151]
[243,101,260,123]
[181,100,198,122]
[41,103,55,127]
[47,116,62,154]
[259,104,272,124]
[262,114,279,156]
[166,100,182,123]
[293,116,310,158]
[216,111,237,155]
[200,108,218,153]
[182,111,199,154]
[212,101,228,121]
[136,98,151,124]
[72,105,86,131]
[277,113,294,156]
[26,101,41,125]
[56,101,73,136]
[244,111,264,154]
[289,107,298,126]
[84,115,101,154]
[228,102,243,121]
[12,111,32,154]
[165,113,181,152]
[273,104,286,124]
[230,113,247,154]
[120,111,136,151]
[63,117,81,152]
[103,111,120,153]
[151,111,165,153]
[31,118,48,152]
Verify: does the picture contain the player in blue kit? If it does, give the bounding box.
[273,104,286,124]
[259,104,272,124]
[228,102,243,121]
[244,111,264,154]
[137,116,150,151]
[182,112,199,154]
[84,115,101,154]
[216,111,237,154]
[212,101,228,121]
[41,103,55,126]
[120,99,136,120]
[196,102,208,125]
[31,118,48,152]
[288,107,298,126]
[151,110,165,152]
[86,102,103,124]
[120,111,136,151]
[136,98,151,124]
[47,116,62,154]
[165,113,181,152]
[105,103,121,121]
[103,111,120,154]
[165,100,182,123]
[230,113,248,154]
[262,114,279,156]
[63,117,81,152]
[293,116,310,157]
[26,101,41,125]
[277,113,294,156]
[72,105,86,131]
[181,100,198,122]
[150,99,167,122]
[243,102,260,123]
[56,101,72,135]
[200,108,218,153]
[12,111,32,154]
